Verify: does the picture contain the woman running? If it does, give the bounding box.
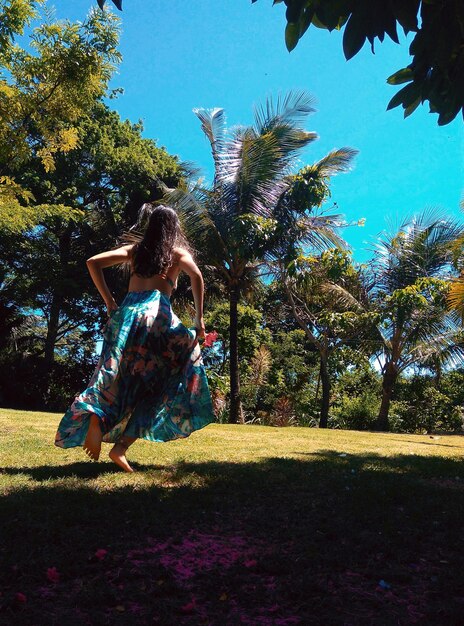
[55,204,214,472]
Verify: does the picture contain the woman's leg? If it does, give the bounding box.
[109,435,137,473]
[83,414,103,461]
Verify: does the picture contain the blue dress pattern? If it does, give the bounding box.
[55,290,214,448]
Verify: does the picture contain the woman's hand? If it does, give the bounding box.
[106,298,118,318]
[194,316,206,340]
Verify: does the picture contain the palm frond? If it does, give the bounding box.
[299,214,347,251]
[320,282,365,312]
[373,210,464,293]
[217,128,299,217]
[193,108,227,170]
[249,345,272,387]
[403,308,460,358]
[312,147,358,177]
[406,330,464,370]
[165,185,231,268]
[253,90,316,134]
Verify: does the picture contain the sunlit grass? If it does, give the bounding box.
[2,408,463,488]
[1,408,463,624]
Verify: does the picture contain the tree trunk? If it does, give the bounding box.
[44,294,61,367]
[229,284,243,424]
[44,222,72,369]
[319,352,330,428]
[375,362,398,431]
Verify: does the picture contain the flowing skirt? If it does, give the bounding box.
[55,290,214,447]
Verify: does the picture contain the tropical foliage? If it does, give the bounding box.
[366,211,464,429]
[260,0,464,125]
[0,3,182,407]
[1,3,463,435]
[0,1,122,232]
[168,92,356,424]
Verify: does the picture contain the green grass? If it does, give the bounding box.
[1,408,464,625]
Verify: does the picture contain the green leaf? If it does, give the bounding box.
[437,106,461,126]
[343,12,367,60]
[312,13,328,29]
[315,0,351,31]
[403,96,421,118]
[387,67,414,85]
[285,22,300,51]
[387,82,421,111]
[391,0,420,33]
[299,7,315,37]
[285,1,303,24]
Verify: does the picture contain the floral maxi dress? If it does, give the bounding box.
[55,290,215,448]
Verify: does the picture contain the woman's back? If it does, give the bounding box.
[128,246,181,296]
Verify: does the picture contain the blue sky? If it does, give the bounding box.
[55,0,462,262]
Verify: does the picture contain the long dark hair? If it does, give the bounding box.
[124,204,187,278]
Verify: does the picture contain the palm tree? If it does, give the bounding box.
[445,199,464,319]
[262,143,359,427]
[169,91,339,423]
[282,249,370,427]
[368,210,464,430]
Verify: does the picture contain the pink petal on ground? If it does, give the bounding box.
[46,567,60,583]
[95,549,108,560]
[15,592,27,603]
[180,597,197,613]
[244,559,257,568]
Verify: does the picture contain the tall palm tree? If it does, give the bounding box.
[169,91,344,423]
[368,210,464,430]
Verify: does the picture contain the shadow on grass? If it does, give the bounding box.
[378,437,464,449]
[0,461,166,481]
[1,451,464,625]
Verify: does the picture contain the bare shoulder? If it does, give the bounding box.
[122,243,135,256]
[174,247,200,276]
[173,246,193,262]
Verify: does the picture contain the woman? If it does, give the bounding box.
[55,204,214,472]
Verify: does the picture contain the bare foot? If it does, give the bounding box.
[109,443,134,473]
[83,414,102,461]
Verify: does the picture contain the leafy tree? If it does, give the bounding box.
[283,249,371,427]
[201,301,274,422]
[393,374,462,433]
[169,92,321,423]
[258,0,464,125]
[259,327,319,425]
[445,200,464,317]
[0,102,181,403]
[261,146,360,427]
[367,211,464,430]
[331,352,381,430]
[0,1,121,231]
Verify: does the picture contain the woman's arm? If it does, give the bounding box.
[86,245,133,314]
[177,249,205,338]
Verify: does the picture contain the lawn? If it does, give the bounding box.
[1,408,463,625]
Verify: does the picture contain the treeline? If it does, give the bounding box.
[1,2,463,434]
[0,3,181,407]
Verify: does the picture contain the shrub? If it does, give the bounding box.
[331,391,380,430]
